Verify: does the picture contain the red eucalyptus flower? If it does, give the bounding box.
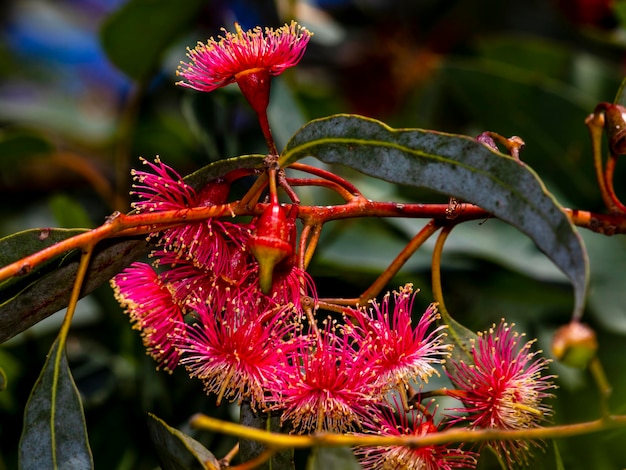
[355,400,477,470]
[445,322,556,467]
[113,157,288,374]
[110,262,185,372]
[131,156,251,272]
[176,295,301,410]
[176,21,312,153]
[273,320,381,434]
[347,284,450,394]
[176,21,312,94]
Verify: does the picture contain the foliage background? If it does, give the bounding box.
[1,0,626,468]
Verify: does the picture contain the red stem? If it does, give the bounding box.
[603,153,626,214]
[285,177,358,202]
[287,162,363,197]
[3,198,626,285]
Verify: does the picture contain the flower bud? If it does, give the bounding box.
[551,321,598,368]
[248,203,293,294]
[603,103,626,155]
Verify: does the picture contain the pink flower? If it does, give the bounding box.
[355,400,477,470]
[130,156,201,212]
[274,321,380,434]
[347,284,450,392]
[176,294,301,410]
[110,262,185,372]
[445,321,556,466]
[114,156,318,398]
[176,21,312,93]
[131,157,251,272]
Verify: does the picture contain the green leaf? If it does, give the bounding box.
[100,0,205,81]
[19,336,93,469]
[0,366,6,392]
[306,447,361,470]
[146,413,220,470]
[281,114,589,318]
[183,154,266,190]
[0,229,148,343]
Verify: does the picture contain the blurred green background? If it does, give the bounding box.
[1,0,626,468]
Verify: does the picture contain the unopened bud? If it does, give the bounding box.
[248,203,293,294]
[602,103,626,155]
[551,321,598,368]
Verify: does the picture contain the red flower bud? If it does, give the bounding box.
[248,203,293,294]
[602,103,626,155]
[551,321,598,368]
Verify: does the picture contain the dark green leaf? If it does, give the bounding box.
[19,336,93,469]
[281,114,588,318]
[183,154,265,190]
[239,401,294,470]
[147,413,220,470]
[306,447,361,470]
[0,229,148,343]
[100,0,205,81]
[0,366,6,392]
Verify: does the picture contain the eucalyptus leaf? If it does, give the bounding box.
[147,413,220,470]
[100,0,205,81]
[183,154,265,190]
[19,336,93,469]
[306,447,362,470]
[281,114,588,318]
[0,230,148,343]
